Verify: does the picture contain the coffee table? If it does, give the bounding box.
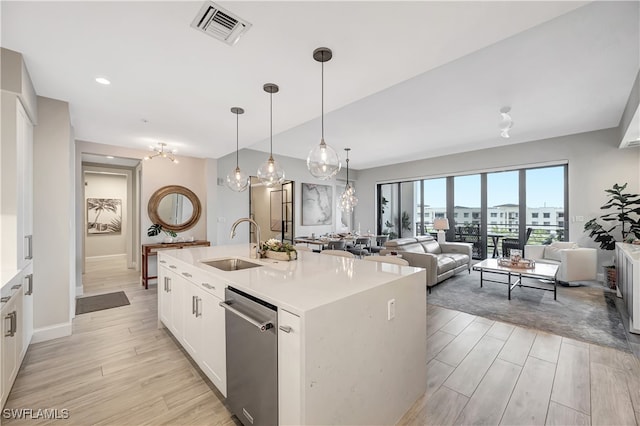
[472,258,559,300]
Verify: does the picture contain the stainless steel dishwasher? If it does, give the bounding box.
[219,287,278,426]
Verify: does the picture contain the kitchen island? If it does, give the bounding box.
[157,244,427,425]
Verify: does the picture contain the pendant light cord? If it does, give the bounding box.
[270,91,273,157]
[235,111,239,168]
[321,57,324,140]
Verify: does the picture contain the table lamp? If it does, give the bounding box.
[433,218,449,244]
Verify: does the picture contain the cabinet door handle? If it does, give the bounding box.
[182,272,192,278]
[279,325,292,333]
[159,260,167,264]
[25,274,33,295]
[25,235,33,260]
[11,311,17,335]
[192,295,196,315]
[167,277,171,293]
[169,265,177,269]
[196,297,202,317]
[202,283,215,290]
[4,313,12,337]
[11,284,22,291]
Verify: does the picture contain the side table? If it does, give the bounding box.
[141,240,210,289]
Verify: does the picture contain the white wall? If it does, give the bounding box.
[84,170,127,258]
[32,96,74,340]
[216,149,357,245]
[354,128,640,266]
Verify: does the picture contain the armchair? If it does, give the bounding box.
[524,242,597,286]
[502,227,533,257]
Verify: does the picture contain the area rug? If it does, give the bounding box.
[427,271,630,352]
[75,291,130,315]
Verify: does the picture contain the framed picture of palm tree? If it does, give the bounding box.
[87,198,122,235]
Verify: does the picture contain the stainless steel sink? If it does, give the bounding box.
[201,258,263,272]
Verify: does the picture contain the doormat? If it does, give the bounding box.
[76,291,130,315]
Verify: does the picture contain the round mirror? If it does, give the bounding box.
[148,185,201,232]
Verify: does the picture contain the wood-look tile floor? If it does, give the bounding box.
[4,257,640,425]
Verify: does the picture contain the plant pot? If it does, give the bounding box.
[604,265,616,290]
[264,250,297,261]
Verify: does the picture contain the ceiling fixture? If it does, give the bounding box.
[499,107,513,138]
[338,148,358,213]
[257,83,285,187]
[143,142,179,164]
[226,107,249,192]
[191,1,252,46]
[95,77,111,85]
[307,47,341,180]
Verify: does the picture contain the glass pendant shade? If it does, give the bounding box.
[307,138,341,179]
[226,106,249,192]
[257,155,285,187]
[339,183,358,213]
[226,166,249,192]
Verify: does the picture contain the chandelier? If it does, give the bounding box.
[144,143,178,163]
[338,148,358,213]
[307,47,341,180]
[226,107,249,192]
[499,107,513,138]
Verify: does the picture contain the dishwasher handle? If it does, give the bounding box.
[219,301,274,332]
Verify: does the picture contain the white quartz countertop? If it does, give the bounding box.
[158,244,425,315]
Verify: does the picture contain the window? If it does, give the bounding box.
[558,221,564,227]
[464,213,469,218]
[543,212,550,218]
[425,212,430,217]
[435,212,445,218]
[532,213,539,218]
[532,221,538,225]
[490,213,497,218]
[544,221,550,226]
[453,213,458,218]
[558,212,564,218]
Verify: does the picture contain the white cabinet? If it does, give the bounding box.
[158,265,184,340]
[199,288,226,395]
[21,265,33,351]
[157,256,227,396]
[278,309,302,425]
[616,243,640,334]
[1,280,24,408]
[16,99,33,269]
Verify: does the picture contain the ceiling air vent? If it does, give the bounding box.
[191,2,251,46]
[626,139,640,148]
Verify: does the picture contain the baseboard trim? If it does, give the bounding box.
[86,254,126,261]
[32,322,72,343]
[76,285,84,297]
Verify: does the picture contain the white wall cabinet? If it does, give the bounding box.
[157,257,226,396]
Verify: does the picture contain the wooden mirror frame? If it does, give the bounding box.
[148,185,201,232]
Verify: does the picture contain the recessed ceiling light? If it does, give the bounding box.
[95,77,111,85]
[106,156,114,159]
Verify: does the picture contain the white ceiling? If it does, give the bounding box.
[2,1,638,170]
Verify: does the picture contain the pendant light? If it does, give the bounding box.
[257,83,285,187]
[226,107,249,192]
[338,148,358,213]
[307,47,341,180]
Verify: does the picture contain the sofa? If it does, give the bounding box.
[380,236,472,291]
[524,242,597,286]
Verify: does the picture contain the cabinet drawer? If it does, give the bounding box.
[184,269,225,300]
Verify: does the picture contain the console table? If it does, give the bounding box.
[141,240,210,289]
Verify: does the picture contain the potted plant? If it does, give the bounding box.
[147,223,178,243]
[260,238,297,261]
[584,183,640,289]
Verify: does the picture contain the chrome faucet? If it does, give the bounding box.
[230,218,261,259]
